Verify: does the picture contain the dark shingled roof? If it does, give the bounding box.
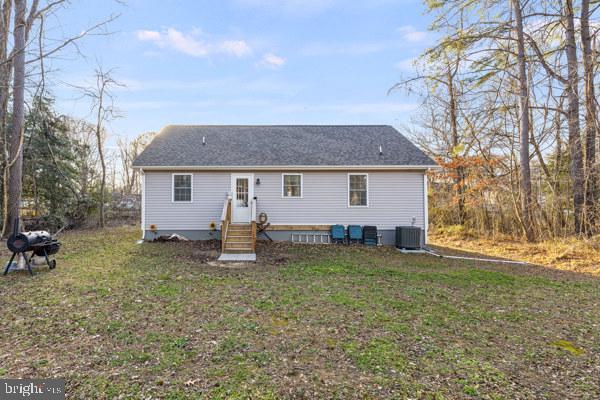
[133,125,436,167]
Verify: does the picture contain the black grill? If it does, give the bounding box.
[4,230,61,276]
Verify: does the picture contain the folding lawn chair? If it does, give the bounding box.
[347,225,363,244]
[330,225,346,244]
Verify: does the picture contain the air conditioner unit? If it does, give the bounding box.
[395,226,423,249]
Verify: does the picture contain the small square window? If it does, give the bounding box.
[282,174,302,198]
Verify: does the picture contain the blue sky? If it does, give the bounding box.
[49,0,434,142]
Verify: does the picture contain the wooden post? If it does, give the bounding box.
[250,198,257,252]
[252,221,257,251]
[220,222,225,253]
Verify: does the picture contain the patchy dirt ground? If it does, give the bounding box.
[0,227,598,399]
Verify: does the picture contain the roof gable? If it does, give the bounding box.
[132,125,436,168]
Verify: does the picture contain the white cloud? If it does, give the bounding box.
[398,25,429,43]
[135,28,251,58]
[258,53,286,69]
[164,28,210,57]
[136,30,161,41]
[220,40,253,57]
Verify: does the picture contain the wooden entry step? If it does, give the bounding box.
[223,223,255,254]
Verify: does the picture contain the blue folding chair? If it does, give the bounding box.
[331,225,346,244]
[347,225,362,244]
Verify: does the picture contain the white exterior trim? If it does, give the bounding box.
[172,173,193,203]
[134,165,439,171]
[348,173,369,208]
[281,173,303,199]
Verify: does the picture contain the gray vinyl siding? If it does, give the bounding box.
[143,170,425,231]
[254,171,425,230]
[143,172,230,230]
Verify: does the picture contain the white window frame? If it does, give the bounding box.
[348,173,369,208]
[281,173,303,199]
[172,173,193,203]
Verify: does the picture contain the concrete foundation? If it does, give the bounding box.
[144,228,402,246]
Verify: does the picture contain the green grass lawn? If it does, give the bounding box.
[1,227,598,399]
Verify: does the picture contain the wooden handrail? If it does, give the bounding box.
[221,196,232,223]
[220,195,232,253]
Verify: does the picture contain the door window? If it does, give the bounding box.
[236,178,249,207]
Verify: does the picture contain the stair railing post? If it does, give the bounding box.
[251,198,257,251]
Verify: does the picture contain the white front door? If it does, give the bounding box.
[231,174,254,223]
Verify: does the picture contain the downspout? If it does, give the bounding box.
[141,169,146,240]
[424,172,429,245]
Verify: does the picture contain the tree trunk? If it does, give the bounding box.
[447,63,466,225]
[581,0,597,232]
[95,83,106,228]
[98,147,106,228]
[564,0,586,235]
[0,0,13,237]
[2,0,26,238]
[0,0,12,138]
[512,0,535,241]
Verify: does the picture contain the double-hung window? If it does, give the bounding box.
[172,174,192,202]
[348,173,368,207]
[282,173,302,198]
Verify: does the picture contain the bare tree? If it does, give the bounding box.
[117,131,155,195]
[0,2,13,178]
[77,67,121,227]
[563,0,586,235]
[401,0,600,238]
[580,0,598,229]
[2,0,26,238]
[511,0,535,241]
[0,1,119,237]
[391,48,471,225]
[521,0,587,235]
